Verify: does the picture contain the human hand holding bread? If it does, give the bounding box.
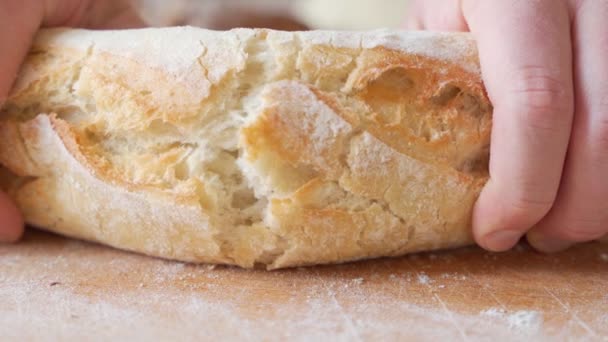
[0,0,143,241]
[409,0,608,253]
[1,0,605,260]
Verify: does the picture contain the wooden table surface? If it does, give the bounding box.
[1,230,606,341]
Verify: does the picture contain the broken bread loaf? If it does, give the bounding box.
[0,27,492,269]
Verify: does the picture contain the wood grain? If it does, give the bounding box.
[1,230,606,341]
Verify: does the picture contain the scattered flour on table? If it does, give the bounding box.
[481,308,543,331]
[600,253,608,262]
[0,264,551,342]
[441,273,467,281]
[351,278,364,285]
[344,277,364,288]
[417,273,431,285]
[4,235,605,341]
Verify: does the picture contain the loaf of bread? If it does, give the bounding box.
[0,27,491,269]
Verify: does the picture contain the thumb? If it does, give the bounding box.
[1,0,145,102]
[406,0,469,31]
[66,0,146,29]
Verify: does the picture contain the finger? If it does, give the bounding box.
[1,0,145,101]
[0,1,55,240]
[0,0,42,103]
[406,0,468,31]
[42,0,146,29]
[462,0,574,251]
[405,1,424,30]
[0,191,23,242]
[528,0,608,252]
[76,0,146,29]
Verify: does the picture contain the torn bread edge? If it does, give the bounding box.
[0,27,491,269]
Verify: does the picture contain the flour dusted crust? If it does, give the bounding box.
[0,27,491,269]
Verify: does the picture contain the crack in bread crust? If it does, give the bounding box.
[0,27,491,269]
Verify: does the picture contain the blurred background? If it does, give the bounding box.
[135,0,410,31]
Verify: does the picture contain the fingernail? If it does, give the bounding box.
[527,233,571,253]
[482,230,522,251]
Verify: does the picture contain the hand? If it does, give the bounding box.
[0,0,144,242]
[408,0,608,252]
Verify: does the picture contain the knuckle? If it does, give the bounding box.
[504,193,555,227]
[588,96,608,154]
[506,66,573,131]
[570,0,594,17]
[595,115,608,155]
[577,101,608,162]
[575,80,608,159]
[559,217,608,242]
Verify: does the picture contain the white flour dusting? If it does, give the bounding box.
[351,278,365,285]
[507,311,542,330]
[440,273,467,281]
[417,273,431,285]
[2,233,605,341]
[0,281,549,342]
[600,253,608,262]
[480,308,507,318]
[481,308,543,332]
[0,248,551,342]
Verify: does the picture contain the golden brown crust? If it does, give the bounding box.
[0,27,491,269]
